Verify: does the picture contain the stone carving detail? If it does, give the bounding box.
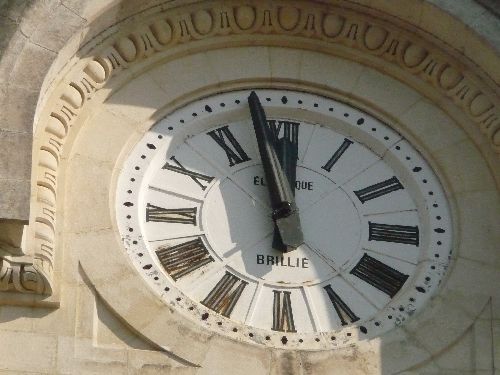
[0,257,51,294]
[81,1,498,151]
[7,0,497,297]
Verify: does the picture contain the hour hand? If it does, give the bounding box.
[248,91,304,251]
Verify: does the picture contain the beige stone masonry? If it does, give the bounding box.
[0,0,498,373]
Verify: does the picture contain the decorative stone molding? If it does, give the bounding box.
[4,0,499,308]
[0,256,51,294]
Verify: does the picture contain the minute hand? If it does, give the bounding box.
[248,92,303,250]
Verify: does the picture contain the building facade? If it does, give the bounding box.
[0,1,499,373]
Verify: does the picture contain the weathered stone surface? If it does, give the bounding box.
[0,178,30,220]
[0,131,32,180]
[0,1,498,374]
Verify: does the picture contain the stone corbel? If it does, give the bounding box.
[0,254,51,294]
[0,220,53,296]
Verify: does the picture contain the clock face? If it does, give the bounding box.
[116,89,452,349]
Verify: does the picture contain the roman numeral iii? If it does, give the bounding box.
[321,138,353,172]
[162,155,214,191]
[272,290,296,332]
[323,285,359,326]
[354,176,404,203]
[201,272,248,318]
[369,222,419,246]
[146,203,197,225]
[350,253,409,298]
[156,238,213,280]
[207,126,251,167]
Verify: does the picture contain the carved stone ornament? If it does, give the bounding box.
[3,0,498,312]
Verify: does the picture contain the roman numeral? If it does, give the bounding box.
[272,290,296,332]
[201,272,248,318]
[207,126,251,167]
[156,238,213,280]
[369,222,419,246]
[350,253,409,298]
[323,285,359,326]
[162,156,214,191]
[354,176,404,203]
[267,119,299,148]
[146,203,197,225]
[321,138,353,172]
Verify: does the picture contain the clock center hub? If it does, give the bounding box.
[203,164,362,285]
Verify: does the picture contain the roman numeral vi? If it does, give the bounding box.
[272,290,296,332]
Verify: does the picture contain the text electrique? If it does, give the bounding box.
[253,176,314,191]
[257,254,309,268]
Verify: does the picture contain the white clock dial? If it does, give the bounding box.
[116,89,452,349]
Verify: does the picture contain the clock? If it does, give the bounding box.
[116,89,452,350]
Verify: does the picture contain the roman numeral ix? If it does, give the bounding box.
[354,176,404,203]
[272,290,296,332]
[201,272,248,318]
[207,126,251,167]
[350,253,409,298]
[156,238,213,280]
[323,285,359,326]
[162,155,214,191]
[321,138,353,172]
[369,222,419,246]
[146,203,197,225]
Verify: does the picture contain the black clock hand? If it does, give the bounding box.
[248,91,303,251]
[272,132,299,250]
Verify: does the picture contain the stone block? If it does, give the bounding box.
[73,108,137,164]
[455,190,500,266]
[493,320,500,372]
[301,345,380,375]
[0,331,57,373]
[64,154,113,234]
[206,47,271,83]
[0,1,31,21]
[30,3,85,52]
[0,30,27,83]
[17,0,61,38]
[0,178,30,220]
[149,52,219,106]
[399,99,467,153]
[0,131,32,180]
[105,70,172,123]
[0,84,38,133]
[433,328,474,371]
[433,140,496,194]
[352,68,422,117]
[127,349,197,374]
[0,305,34,332]
[474,316,494,371]
[10,41,56,91]
[299,51,365,94]
[404,295,475,355]
[197,336,270,375]
[270,47,302,81]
